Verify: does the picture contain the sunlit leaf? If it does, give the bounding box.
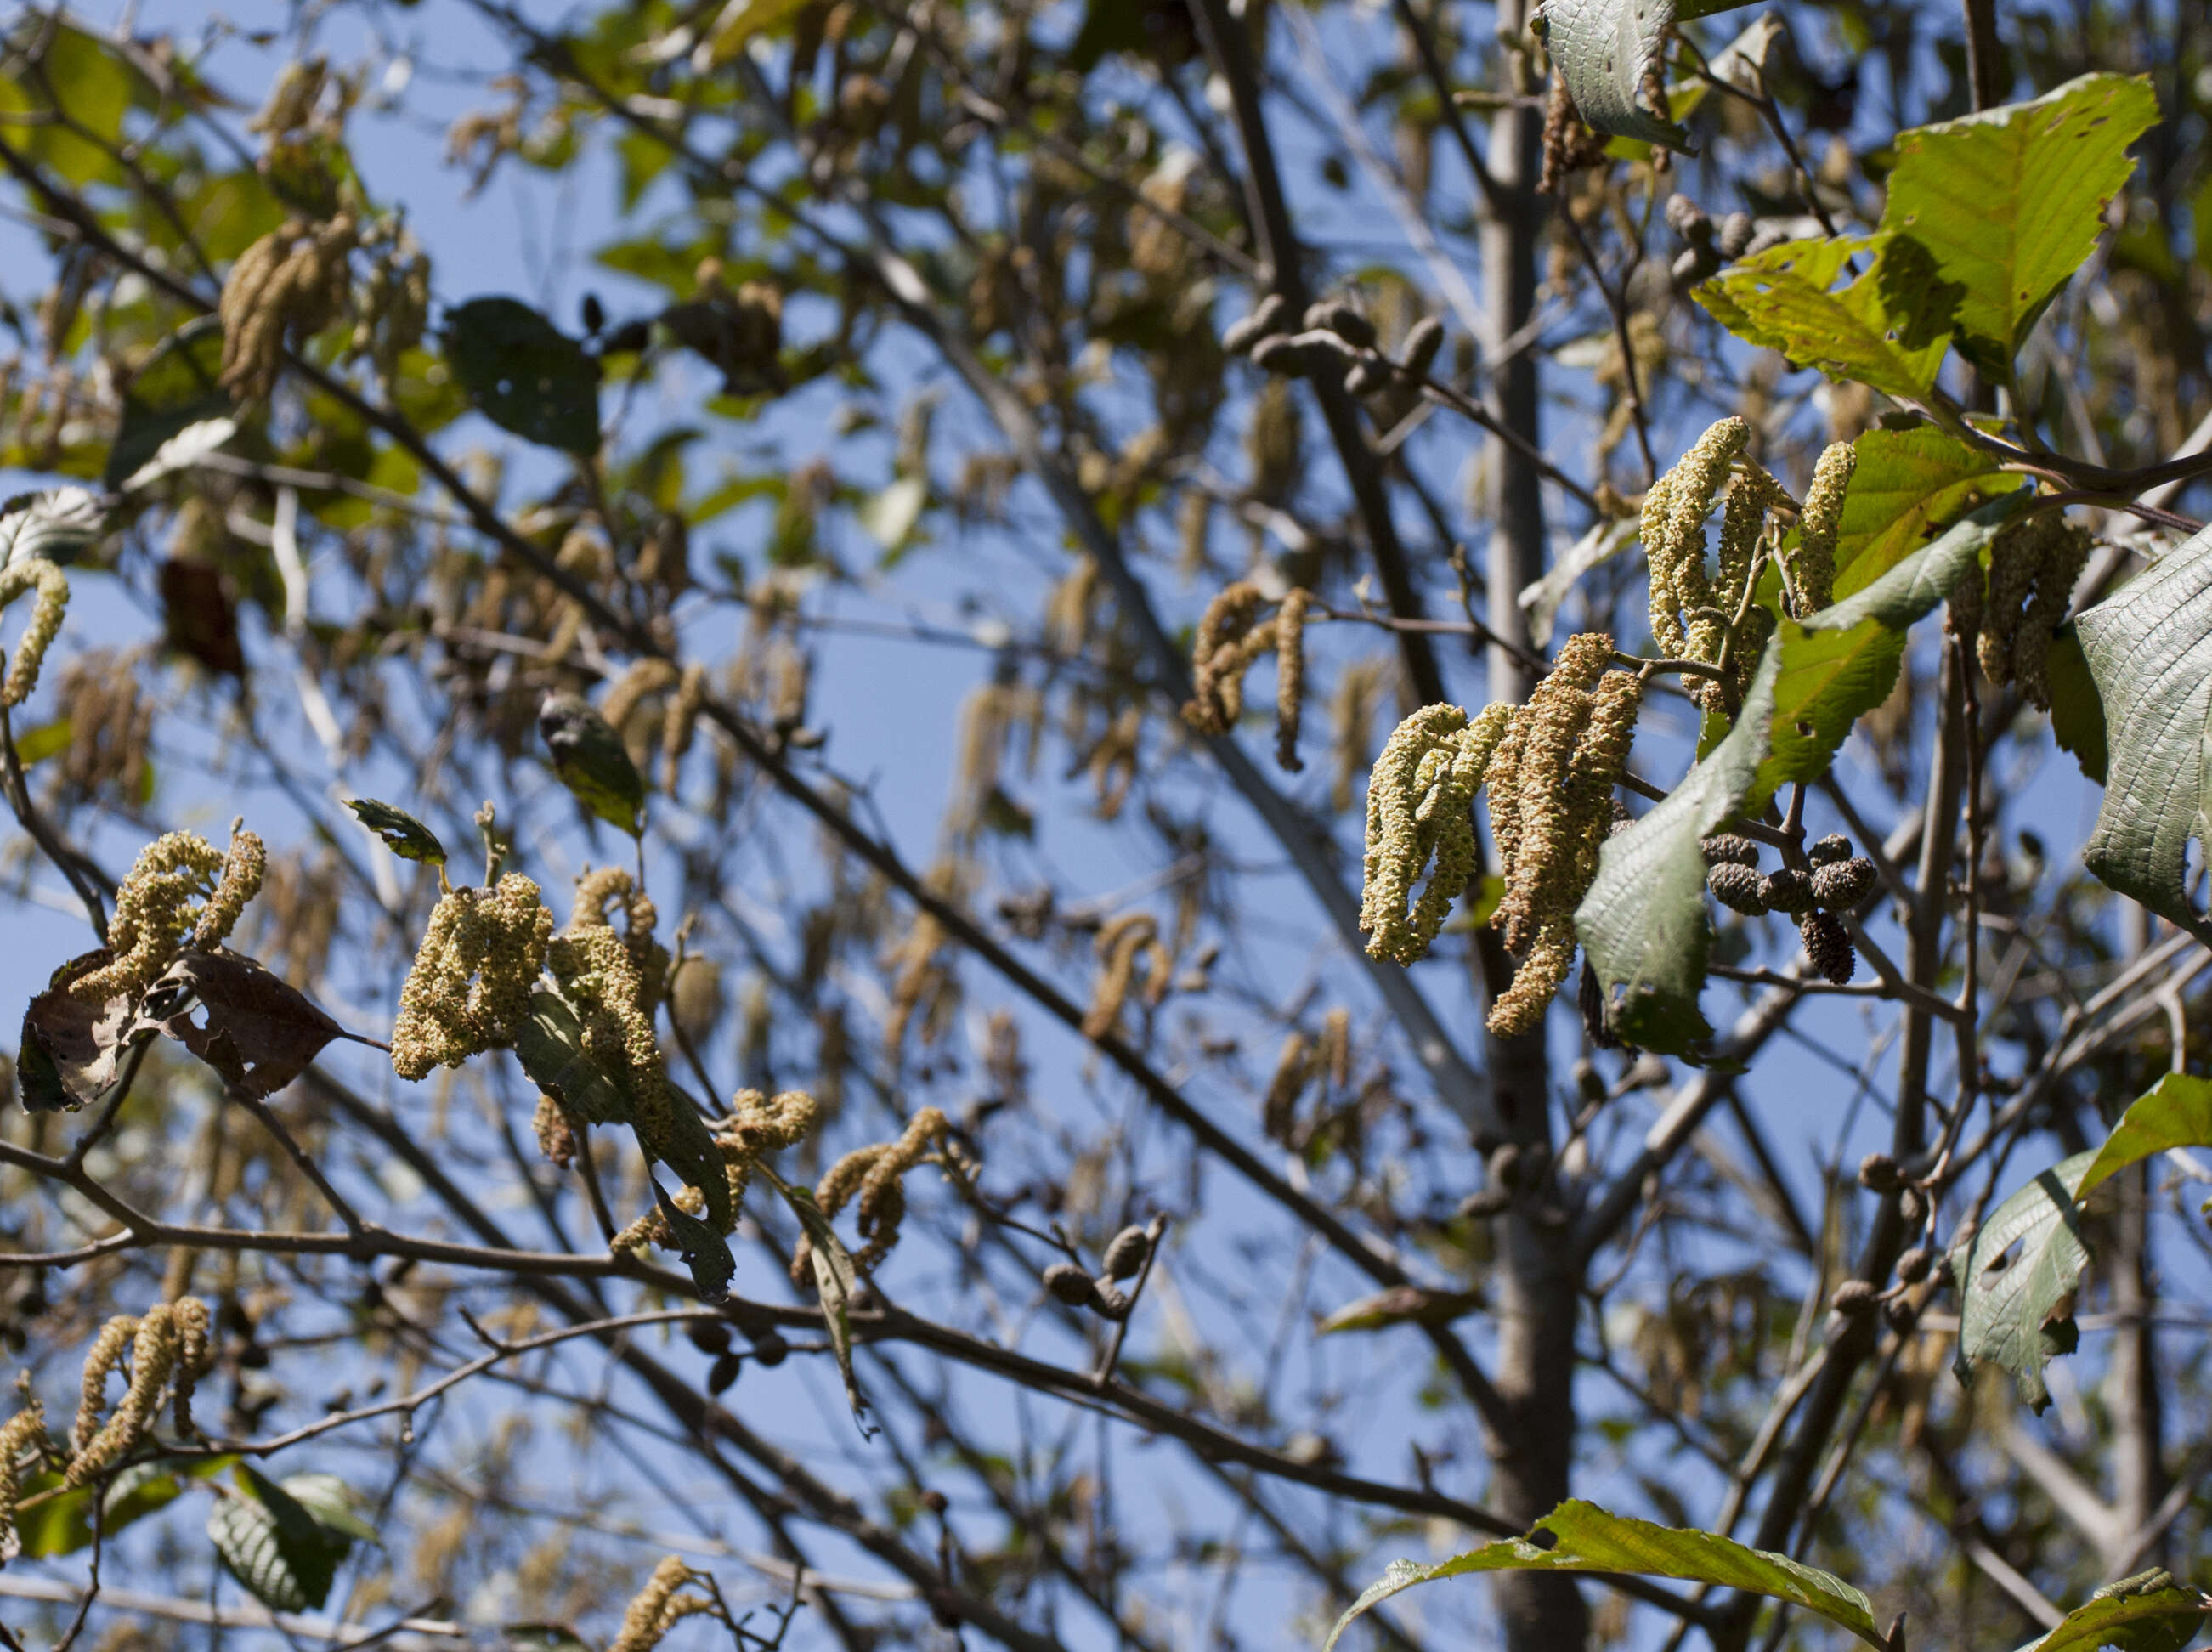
[1542,0,1689,150]
[1694,235,1952,402]
[2074,1072,2212,1206]
[345,798,449,866]
[2024,1579,2212,1652]
[1882,74,2158,377]
[760,1163,871,1429]
[1327,1500,1887,1652]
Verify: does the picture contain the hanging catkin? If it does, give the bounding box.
[1360,701,1513,965]
[0,555,67,708]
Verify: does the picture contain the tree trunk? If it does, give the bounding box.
[1481,14,1588,1650]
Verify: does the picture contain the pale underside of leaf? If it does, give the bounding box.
[1542,0,1689,150]
[2077,523,2212,942]
[1950,1150,2096,1412]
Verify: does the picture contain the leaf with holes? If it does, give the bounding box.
[2076,522,2212,942]
[1751,496,2028,809]
[139,950,346,1100]
[1327,1499,1887,1652]
[206,1464,357,1613]
[650,1177,735,1304]
[443,297,602,455]
[1575,647,1779,1055]
[1882,74,2158,378]
[1950,1150,2096,1412]
[345,798,448,866]
[18,948,145,1112]
[1541,0,1689,150]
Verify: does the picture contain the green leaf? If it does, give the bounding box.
[650,1177,736,1303]
[1882,74,2158,378]
[105,318,232,491]
[538,692,645,837]
[0,25,142,187]
[1829,426,2025,598]
[2025,1581,2212,1652]
[11,1457,232,1559]
[207,1463,355,1613]
[277,1473,377,1544]
[1576,646,1780,1055]
[1327,1500,1887,1652]
[2048,625,2107,784]
[1694,235,1952,402]
[443,297,602,455]
[696,0,814,65]
[2074,1073,2212,1206]
[501,1629,595,1652]
[514,983,636,1128]
[344,798,448,866]
[1541,0,1689,150]
[1315,1286,1484,1335]
[1752,497,2028,808]
[2076,523,2212,942]
[12,718,71,767]
[759,1162,872,1430]
[1950,1150,2096,1413]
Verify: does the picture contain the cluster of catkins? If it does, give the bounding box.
[1182,581,1310,771]
[70,827,264,1008]
[1361,634,1643,1038]
[609,1554,720,1652]
[1,1299,214,1557]
[388,871,553,1081]
[1224,291,1446,405]
[1702,832,1875,984]
[1948,511,2092,710]
[1082,912,1170,1040]
[795,1106,967,1278]
[1041,1222,1156,1321]
[218,215,360,401]
[1643,418,1855,712]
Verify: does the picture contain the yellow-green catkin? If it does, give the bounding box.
[390,873,554,1080]
[1791,442,1855,614]
[191,828,266,950]
[1486,635,1643,1039]
[0,556,68,708]
[1083,912,1167,1039]
[0,1395,48,1556]
[1977,513,2090,710]
[546,870,672,1155]
[610,1555,717,1652]
[1360,700,1514,965]
[803,1106,958,1274]
[71,833,232,1003]
[65,1302,208,1485]
[1643,417,1747,660]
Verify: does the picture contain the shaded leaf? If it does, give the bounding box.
[1541,0,1689,150]
[140,950,345,1100]
[207,1463,354,1613]
[2026,1581,2212,1652]
[1576,647,1780,1055]
[513,982,636,1128]
[760,1163,871,1429]
[159,557,245,676]
[278,1472,377,1544]
[443,297,602,455]
[539,691,644,837]
[12,1456,235,1559]
[651,1177,735,1303]
[2075,1072,2212,1205]
[18,948,142,1112]
[2076,522,2212,941]
[2048,625,2107,784]
[1950,1150,2096,1412]
[1882,74,2158,376]
[1315,1285,1484,1335]
[344,798,448,866]
[1327,1499,1887,1652]
[105,319,231,490]
[0,487,103,567]
[1694,235,1950,402]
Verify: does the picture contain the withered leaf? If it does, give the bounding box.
[18,948,141,1112]
[141,951,344,1100]
[159,557,245,676]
